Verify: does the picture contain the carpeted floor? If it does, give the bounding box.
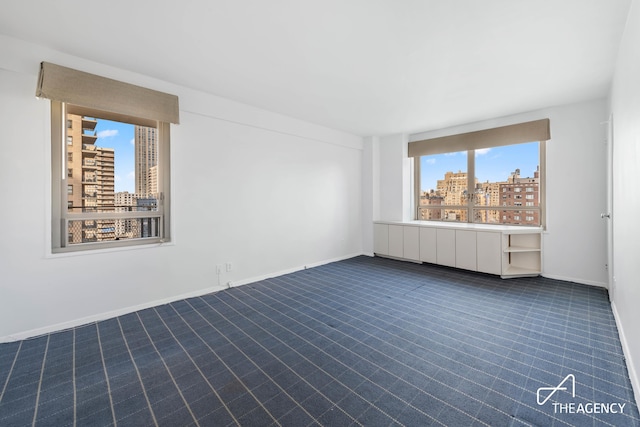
[1,255,638,426]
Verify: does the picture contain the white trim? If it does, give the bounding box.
[45,240,175,259]
[227,252,363,288]
[541,273,608,289]
[0,252,362,343]
[611,300,640,412]
[0,281,219,343]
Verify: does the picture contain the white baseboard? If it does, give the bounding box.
[541,273,608,288]
[611,300,640,413]
[0,283,225,343]
[228,252,363,287]
[0,252,364,343]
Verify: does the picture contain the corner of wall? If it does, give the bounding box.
[611,300,640,412]
[378,133,411,222]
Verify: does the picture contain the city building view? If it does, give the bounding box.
[66,113,159,244]
[418,167,540,225]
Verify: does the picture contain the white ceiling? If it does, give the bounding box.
[0,0,632,136]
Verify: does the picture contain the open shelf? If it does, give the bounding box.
[501,232,542,278]
[502,265,541,277]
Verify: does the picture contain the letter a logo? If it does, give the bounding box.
[537,374,575,405]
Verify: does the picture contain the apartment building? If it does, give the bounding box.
[135,125,158,197]
[66,113,115,243]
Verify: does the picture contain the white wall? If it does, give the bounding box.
[0,35,364,341]
[376,99,610,287]
[377,133,412,222]
[609,0,640,407]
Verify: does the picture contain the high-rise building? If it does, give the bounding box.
[500,168,540,225]
[66,114,115,243]
[115,191,137,239]
[434,171,477,221]
[134,126,158,196]
[147,165,158,197]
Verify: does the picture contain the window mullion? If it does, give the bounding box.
[467,149,475,223]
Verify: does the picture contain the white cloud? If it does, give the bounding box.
[130,138,135,145]
[114,175,121,182]
[127,171,135,180]
[476,148,491,156]
[425,158,436,165]
[97,129,118,138]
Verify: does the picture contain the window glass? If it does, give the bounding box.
[417,151,467,221]
[52,102,169,251]
[65,111,160,245]
[417,141,541,226]
[474,142,539,225]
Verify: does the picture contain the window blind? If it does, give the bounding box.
[408,118,550,157]
[36,61,180,124]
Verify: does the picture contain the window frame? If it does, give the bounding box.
[414,141,546,227]
[51,101,172,253]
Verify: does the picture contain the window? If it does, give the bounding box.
[410,119,549,227]
[50,104,173,251]
[38,62,179,252]
[416,151,468,221]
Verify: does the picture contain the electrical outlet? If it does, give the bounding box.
[226,262,232,272]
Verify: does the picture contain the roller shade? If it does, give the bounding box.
[36,61,180,124]
[408,118,549,157]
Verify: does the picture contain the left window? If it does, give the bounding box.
[38,62,179,252]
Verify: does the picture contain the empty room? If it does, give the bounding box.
[1,1,640,426]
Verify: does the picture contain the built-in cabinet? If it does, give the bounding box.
[373,221,542,278]
[419,227,437,264]
[388,225,404,258]
[403,226,420,261]
[455,230,477,271]
[476,231,502,275]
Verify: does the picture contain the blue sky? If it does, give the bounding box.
[420,142,539,192]
[93,119,135,193]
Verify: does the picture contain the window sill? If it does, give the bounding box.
[46,240,174,259]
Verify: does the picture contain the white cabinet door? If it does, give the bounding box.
[403,226,420,261]
[455,230,477,271]
[419,227,437,264]
[388,225,404,258]
[373,223,389,255]
[436,228,456,267]
[476,231,502,275]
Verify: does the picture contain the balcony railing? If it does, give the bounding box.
[66,214,162,246]
[417,205,541,226]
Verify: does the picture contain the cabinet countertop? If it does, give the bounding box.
[374,220,542,234]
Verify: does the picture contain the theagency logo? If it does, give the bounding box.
[537,374,575,405]
[537,374,626,415]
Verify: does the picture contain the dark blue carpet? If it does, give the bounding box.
[0,255,638,426]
